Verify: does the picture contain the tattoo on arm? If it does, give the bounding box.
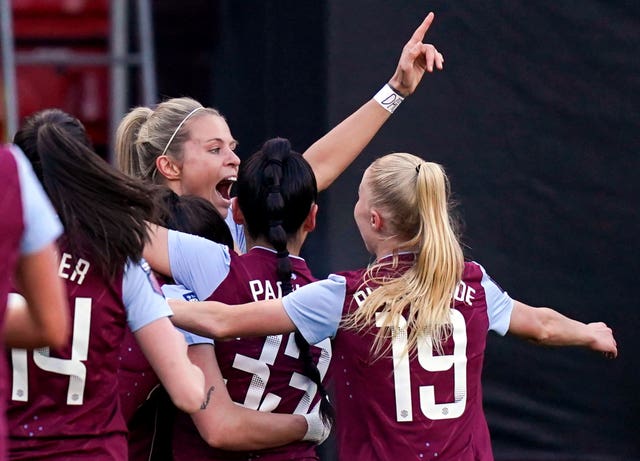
[201,385,215,410]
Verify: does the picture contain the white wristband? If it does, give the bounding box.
[373,84,405,113]
[302,411,331,443]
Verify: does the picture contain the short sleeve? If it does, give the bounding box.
[11,146,63,254]
[161,283,213,346]
[478,264,515,335]
[123,260,173,332]
[167,230,231,300]
[282,274,346,344]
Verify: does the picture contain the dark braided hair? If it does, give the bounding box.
[237,137,334,426]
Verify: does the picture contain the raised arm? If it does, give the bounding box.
[187,344,328,449]
[303,11,444,191]
[507,300,618,358]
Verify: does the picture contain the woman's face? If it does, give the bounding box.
[178,114,240,218]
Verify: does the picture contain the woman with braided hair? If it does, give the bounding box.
[143,137,332,459]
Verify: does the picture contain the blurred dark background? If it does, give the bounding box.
[3,1,638,459]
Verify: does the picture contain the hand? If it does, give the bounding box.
[586,322,618,358]
[388,12,445,97]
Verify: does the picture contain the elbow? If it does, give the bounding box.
[168,369,206,414]
[528,308,555,344]
[171,387,205,414]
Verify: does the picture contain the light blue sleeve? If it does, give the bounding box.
[123,259,173,332]
[478,264,515,335]
[225,209,246,253]
[167,230,231,300]
[161,283,213,346]
[11,146,63,254]
[281,274,346,344]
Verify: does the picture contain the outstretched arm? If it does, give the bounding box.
[303,11,444,191]
[507,300,618,358]
[187,344,327,449]
[169,298,294,340]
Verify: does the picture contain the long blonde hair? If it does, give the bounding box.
[115,97,222,182]
[344,153,464,358]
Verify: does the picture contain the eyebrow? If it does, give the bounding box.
[203,137,239,145]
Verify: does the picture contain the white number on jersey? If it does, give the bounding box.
[11,296,92,405]
[232,333,332,413]
[376,309,468,422]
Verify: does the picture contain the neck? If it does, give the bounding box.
[245,229,307,256]
[373,237,413,261]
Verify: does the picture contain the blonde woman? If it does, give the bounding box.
[169,153,617,460]
[116,12,444,253]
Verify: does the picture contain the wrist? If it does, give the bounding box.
[302,412,331,443]
[373,84,405,114]
[387,78,410,97]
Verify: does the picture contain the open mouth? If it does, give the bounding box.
[215,176,237,201]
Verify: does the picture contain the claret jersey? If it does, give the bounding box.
[282,255,514,461]
[7,254,172,461]
[166,233,331,460]
[0,145,62,461]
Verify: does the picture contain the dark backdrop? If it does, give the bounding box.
[155,1,640,459]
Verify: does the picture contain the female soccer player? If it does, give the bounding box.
[116,12,444,252]
[6,109,207,460]
[168,153,618,460]
[143,138,332,459]
[0,144,69,460]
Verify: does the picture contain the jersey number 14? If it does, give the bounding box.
[11,296,92,405]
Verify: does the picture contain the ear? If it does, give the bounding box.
[156,155,181,180]
[231,197,245,225]
[370,209,384,231]
[303,203,318,232]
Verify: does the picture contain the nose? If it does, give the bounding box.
[225,147,241,167]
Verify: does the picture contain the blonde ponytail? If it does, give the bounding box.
[344,153,464,358]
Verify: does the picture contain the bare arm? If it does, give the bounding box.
[303,11,444,191]
[3,242,70,349]
[188,344,309,449]
[134,317,206,413]
[169,298,295,340]
[142,224,172,277]
[508,300,618,357]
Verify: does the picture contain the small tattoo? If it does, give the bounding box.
[201,385,215,409]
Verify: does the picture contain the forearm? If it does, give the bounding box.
[136,319,206,413]
[508,301,617,356]
[303,99,390,192]
[189,344,309,450]
[169,298,296,340]
[3,294,53,348]
[4,246,70,349]
[529,307,596,346]
[200,404,307,450]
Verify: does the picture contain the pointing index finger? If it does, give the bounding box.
[409,12,435,44]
